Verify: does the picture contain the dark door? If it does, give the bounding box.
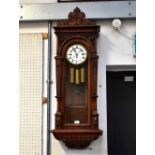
[107,71,136,155]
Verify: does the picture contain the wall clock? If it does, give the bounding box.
[52,7,102,149]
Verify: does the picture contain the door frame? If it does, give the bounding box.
[106,65,136,72]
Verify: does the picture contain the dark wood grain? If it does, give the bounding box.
[52,7,102,149]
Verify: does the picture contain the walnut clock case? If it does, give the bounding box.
[52,7,103,149]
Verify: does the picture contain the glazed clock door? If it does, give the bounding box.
[65,44,89,125]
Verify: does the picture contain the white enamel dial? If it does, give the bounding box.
[66,44,87,65]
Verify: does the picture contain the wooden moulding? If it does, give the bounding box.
[42,96,47,104]
[52,129,103,149]
[42,33,48,39]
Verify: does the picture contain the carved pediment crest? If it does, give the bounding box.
[57,7,96,26]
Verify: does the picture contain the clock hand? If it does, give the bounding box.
[72,53,78,59]
[72,47,77,53]
[76,53,79,58]
[72,48,79,58]
[77,48,83,54]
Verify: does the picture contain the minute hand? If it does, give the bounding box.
[77,48,83,54]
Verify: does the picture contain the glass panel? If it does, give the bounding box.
[65,61,88,124]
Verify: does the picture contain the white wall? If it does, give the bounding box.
[19,19,136,155]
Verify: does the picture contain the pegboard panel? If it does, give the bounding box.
[19,33,43,155]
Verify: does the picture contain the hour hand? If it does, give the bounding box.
[72,47,77,53]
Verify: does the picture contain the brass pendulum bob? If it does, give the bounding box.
[75,69,80,84]
[70,68,74,83]
[80,67,85,83]
[70,67,85,84]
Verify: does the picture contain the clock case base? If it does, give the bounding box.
[52,129,102,149]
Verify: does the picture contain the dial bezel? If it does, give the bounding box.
[66,44,88,65]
